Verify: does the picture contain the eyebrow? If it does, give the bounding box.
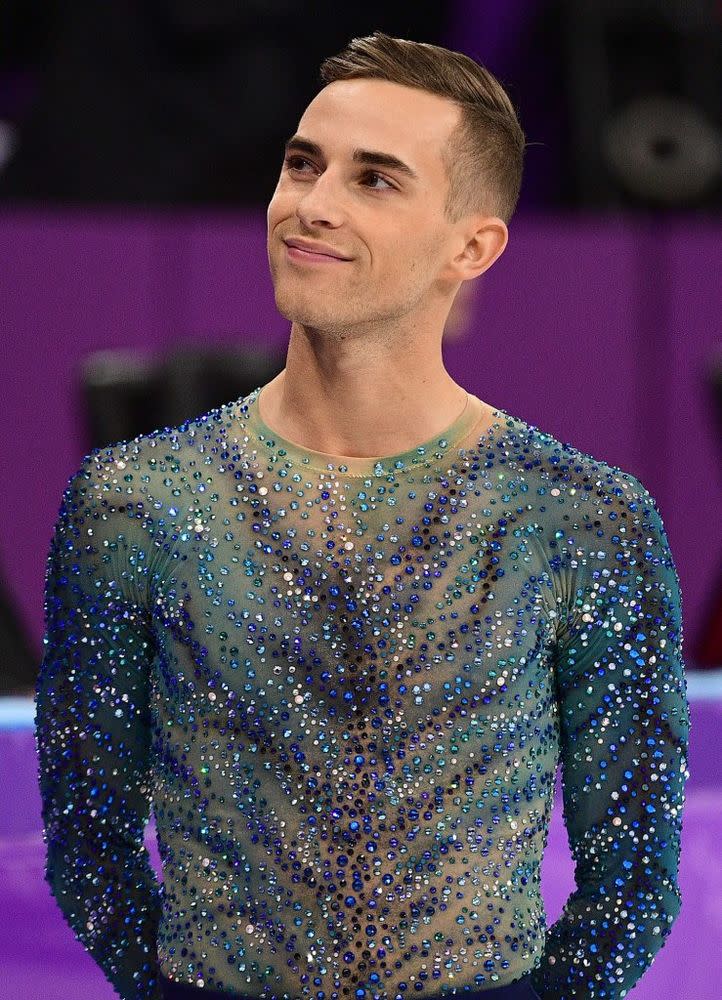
[283,134,420,183]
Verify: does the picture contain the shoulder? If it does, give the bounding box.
[495,416,683,645]
[65,395,244,502]
[492,408,657,516]
[489,411,675,588]
[53,395,250,548]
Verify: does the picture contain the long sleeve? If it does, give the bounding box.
[531,474,691,1000]
[33,450,164,1000]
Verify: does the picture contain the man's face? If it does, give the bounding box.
[266,78,468,336]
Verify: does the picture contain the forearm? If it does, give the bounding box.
[45,833,164,1000]
[530,872,681,999]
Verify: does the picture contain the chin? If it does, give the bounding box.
[274,288,328,322]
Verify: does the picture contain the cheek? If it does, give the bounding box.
[266,196,280,229]
[266,188,290,228]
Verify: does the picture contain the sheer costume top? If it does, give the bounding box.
[34,385,690,1000]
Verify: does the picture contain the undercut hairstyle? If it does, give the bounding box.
[318,30,527,226]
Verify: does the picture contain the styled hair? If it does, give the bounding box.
[318,31,526,226]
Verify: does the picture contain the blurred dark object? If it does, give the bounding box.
[693,350,722,668]
[158,343,282,429]
[696,575,722,668]
[0,2,449,204]
[0,1,59,176]
[560,0,722,211]
[81,349,160,449]
[0,561,37,694]
[0,1,57,118]
[80,343,283,450]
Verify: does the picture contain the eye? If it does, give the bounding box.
[283,155,395,191]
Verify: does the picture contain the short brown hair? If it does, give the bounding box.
[318,31,526,226]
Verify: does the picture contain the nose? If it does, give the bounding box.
[294,169,346,229]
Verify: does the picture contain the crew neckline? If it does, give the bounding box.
[238,384,512,477]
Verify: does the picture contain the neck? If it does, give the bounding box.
[259,365,472,459]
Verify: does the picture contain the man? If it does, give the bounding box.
[35,31,689,1000]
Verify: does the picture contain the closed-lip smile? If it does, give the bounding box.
[284,237,352,260]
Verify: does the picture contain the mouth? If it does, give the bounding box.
[283,241,352,264]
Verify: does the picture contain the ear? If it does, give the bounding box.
[456,216,508,279]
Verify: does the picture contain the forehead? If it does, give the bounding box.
[298,79,460,178]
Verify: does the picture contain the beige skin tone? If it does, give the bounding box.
[264,77,509,458]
